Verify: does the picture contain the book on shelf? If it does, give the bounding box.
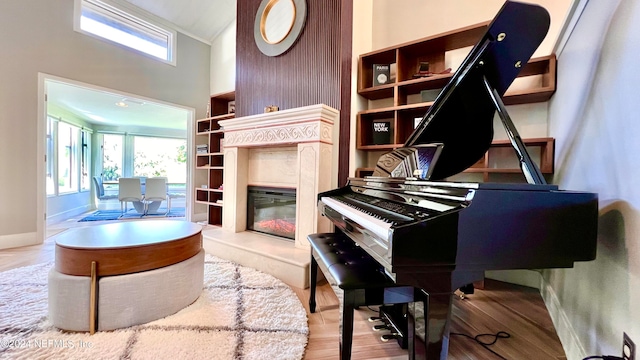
[373,64,390,86]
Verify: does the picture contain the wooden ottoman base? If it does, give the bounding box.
[48,250,204,332]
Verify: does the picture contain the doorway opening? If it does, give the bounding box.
[38,74,195,239]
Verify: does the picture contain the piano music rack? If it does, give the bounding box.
[356,137,554,182]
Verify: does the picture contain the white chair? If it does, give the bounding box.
[118,178,144,215]
[167,190,186,214]
[144,177,168,215]
[93,176,118,201]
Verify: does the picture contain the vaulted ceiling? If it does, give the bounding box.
[123,0,237,43]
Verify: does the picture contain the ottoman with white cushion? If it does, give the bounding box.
[48,220,203,332]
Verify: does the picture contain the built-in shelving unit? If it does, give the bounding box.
[195,91,235,226]
[355,21,557,180]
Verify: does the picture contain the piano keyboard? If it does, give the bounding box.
[337,192,415,224]
[320,196,394,242]
[320,188,452,243]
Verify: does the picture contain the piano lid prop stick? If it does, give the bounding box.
[481,75,546,185]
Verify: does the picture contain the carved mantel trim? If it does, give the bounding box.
[219,104,337,147]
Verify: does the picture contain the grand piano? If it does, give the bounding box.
[317,1,598,359]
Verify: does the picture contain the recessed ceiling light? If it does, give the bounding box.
[124,98,146,105]
[115,101,128,108]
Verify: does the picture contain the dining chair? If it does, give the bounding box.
[144,177,168,215]
[167,190,185,213]
[93,176,118,201]
[118,178,144,216]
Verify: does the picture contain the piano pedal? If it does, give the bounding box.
[454,283,475,299]
[372,324,390,331]
[381,333,401,342]
[368,316,382,322]
[459,283,475,295]
[378,304,408,349]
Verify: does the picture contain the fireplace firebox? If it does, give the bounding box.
[247,187,296,240]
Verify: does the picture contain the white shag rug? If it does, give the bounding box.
[0,255,309,360]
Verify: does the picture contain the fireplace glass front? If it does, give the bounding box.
[247,186,296,240]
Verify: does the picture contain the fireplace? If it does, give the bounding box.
[247,187,296,240]
[217,104,338,250]
[204,104,338,289]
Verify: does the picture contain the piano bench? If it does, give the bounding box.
[308,233,424,360]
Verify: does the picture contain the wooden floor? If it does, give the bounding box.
[291,280,566,360]
[1,222,566,360]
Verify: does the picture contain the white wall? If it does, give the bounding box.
[371,0,572,57]
[210,20,237,95]
[372,0,501,49]
[545,0,640,358]
[0,0,211,249]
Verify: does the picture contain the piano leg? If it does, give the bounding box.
[309,254,318,313]
[407,291,453,360]
[341,291,356,360]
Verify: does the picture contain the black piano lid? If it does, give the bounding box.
[405,1,550,180]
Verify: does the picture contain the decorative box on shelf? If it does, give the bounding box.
[372,120,391,145]
[196,144,208,154]
[373,64,390,86]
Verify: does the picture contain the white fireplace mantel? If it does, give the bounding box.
[220,104,337,148]
[218,104,338,249]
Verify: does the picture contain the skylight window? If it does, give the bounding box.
[75,0,176,65]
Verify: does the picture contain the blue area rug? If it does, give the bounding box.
[78,207,185,222]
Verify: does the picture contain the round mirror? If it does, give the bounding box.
[261,0,295,44]
[254,0,307,57]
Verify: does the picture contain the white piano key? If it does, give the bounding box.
[321,196,392,242]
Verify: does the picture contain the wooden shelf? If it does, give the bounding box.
[359,55,556,105]
[195,91,234,226]
[358,22,489,91]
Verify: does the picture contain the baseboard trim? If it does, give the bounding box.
[540,276,587,360]
[0,232,40,250]
[485,269,543,289]
[485,269,587,359]
[46,204,92,225]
